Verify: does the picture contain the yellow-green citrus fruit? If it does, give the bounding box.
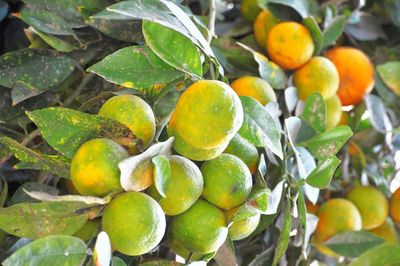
[240,0,262,21]
[314,198,362,257]
[74,219,100,241]
[325,95,342,130]
[224,134,259,174]
[253,10,279,48]
[102,192,166,256]
[201,154,252,210]
[147,155,203,216]
[168,237,207,262]
[225,208,261,241]
[369,218,398,244]
[98,95,156,153]
[169,199,228,254]
[347,186,389,229]
[70,138,128,197]
[390,188,400,224]
[266,22,314,70]
[170,80,243,150]
[231,76,276,106]
[294,56,340,101]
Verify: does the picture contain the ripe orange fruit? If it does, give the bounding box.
[230,76,276,106]
[169,80,243,150]
[314,198,362,256]
[253,10,279,48]
[368,218,398,244]
[201,154,252,210]
[325,47,374,106]
[293,56,339,101]
[266,22,314,70]
[98,95,156,153]
[169,199,228,254]
[102,192,166,256]
[147,155,203,216]
[224,134,259,174]
[225,208,261,241]
[325,95,342,130]
[390,188,400,224]
[240,0,262,21]
[70,138,128,197]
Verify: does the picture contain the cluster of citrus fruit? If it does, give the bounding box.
[68,81,262,258]
[306,186,400,256]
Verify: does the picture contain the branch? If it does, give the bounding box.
[207,0,217,79]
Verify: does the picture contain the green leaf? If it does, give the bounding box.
[112,257,127,266]
[246,187,271,214]
[213,238,236,266]
[377,61,400,96]
[27,107,139,159]
[8,182,58,205]
[0,201,89,239]
[266,0,320,19]
[325,231,385,257]
[323,15,346,47]
[364,94,392,133]
[303,16,323,55]
[299,126,353,159]
[272,199,291,266]
[32,29,78,52]
[0,136,70,178]
[301,93,326,133]
[0,177,8,207]
[0,49,75,104]
[349,244,400,266]
[239,96,283,159]
[346,12,386,41]
[152,155,171,198]
[140,260,184,266]
[306,156,340,189]
[19,9,73,35]
[87,46,184,89]
[143,21,202,78]
[2,235,87,266]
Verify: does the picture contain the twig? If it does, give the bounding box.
[63,73,96,107]
[207,0,217,80]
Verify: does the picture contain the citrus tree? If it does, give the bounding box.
[0,0,399,265]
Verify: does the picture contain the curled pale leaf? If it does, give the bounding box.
[94,232,112,266]
[23,189,109,205]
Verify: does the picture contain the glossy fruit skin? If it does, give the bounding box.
[390,188,400,224]
[253,10,279,48]
[231,76,276,106]
[201,154,252,210]
[347,186,389,230]
[240,0,262,21]
[102,192,166,256]
[314,198,362,256]
[70,138,128,197]
[224,134,259,174]
[325,95,342,130]
[225,208,261,241]
[98,94,156,153]
[147,155,203,216]
[369,218,398,244]
[169,200,228,254]
[325,47,374,106]
[266,22,314,70]
[294,56,339,101]
[171,80,243,150]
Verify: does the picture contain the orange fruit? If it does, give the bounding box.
[98,95,156,153]
[266,22,314,70]
[368,218,398,244]
[347,186,389,229]
[201,154,252,210]
[70,138,128,197]
[102,192,166,256]
[253,10,279,48]
[224,134,259,174]
[230,76,276,105]
[390,188,400,224]
[325,47,374,106]
[325,95,342,130]
[293,56,339,101]
[240,0,262,21]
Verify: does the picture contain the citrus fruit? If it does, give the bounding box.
[147,155,203,216]
[293,56,339,101]
[224,134,259,174]
[129,159,154,191]
[325,46,374,106]
[266,22,314,70]
[338,110,349,126]
[167,237,208,262]
[70,138,128,197]
[102,192,166,256]
[390,188,400,224]
[325,95,342,130]
[231,76,276,106]
[74,219,100,241]
[369,218,398,244]
[98,94,156,153]
[314,198,362,256]
[201,154,252,210]
[240,0,262,21]
[253,10,279,48]
[170,80,243,150]
[169,199,228,254]
[225,208,261,241]
[347,186,388,229]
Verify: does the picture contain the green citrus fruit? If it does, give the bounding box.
[225,208,261,241]
[224,134,259,174]
[325,95,342,130]
[74,219,100,241]
[240,0,262,21]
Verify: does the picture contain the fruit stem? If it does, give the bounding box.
[207,0,216,80]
